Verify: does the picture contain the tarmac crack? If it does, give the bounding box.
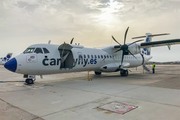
[0,81,24,83]
[112,86,142,95]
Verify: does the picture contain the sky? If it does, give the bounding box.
[0,0,180,62]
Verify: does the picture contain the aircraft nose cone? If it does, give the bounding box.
[4,58,17,72]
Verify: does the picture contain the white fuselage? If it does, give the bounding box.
[4,44,152,75]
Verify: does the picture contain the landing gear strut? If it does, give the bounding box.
[120,70,128,76]
[24,75,36,85]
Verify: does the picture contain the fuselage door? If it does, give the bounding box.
[58,43,74,69]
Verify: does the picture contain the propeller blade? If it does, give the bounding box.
[112,36,121,46]
[128,50,139,61]
[61,42,66,58]
[128,39,144,46]
[120,51,125,68]
[124,27,129,45]
[70,38,74,44]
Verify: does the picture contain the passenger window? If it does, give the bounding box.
[88,55,90,58]
[84,55,86,59]
[79,54,83,60]
[107,55,109,58]
[91,55,93,58]
[101,55,103,58]
[95,55,97,59]
[104,55,106,58]
[43,48,50,54]
[34,48,43,54]
[98,55,100,58]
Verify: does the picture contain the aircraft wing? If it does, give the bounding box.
[140,39,180,48]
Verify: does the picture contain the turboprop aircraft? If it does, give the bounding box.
[0,53,13,65]
[4,27,180,84]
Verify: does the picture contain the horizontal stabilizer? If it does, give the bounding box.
[132,33,170,39]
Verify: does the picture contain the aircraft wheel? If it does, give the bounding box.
[120,70,128,76]
[25,79,34,84]
[125,70,128,76]
[94,71,101,75]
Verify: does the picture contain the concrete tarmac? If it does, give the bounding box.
[0,65,180,120]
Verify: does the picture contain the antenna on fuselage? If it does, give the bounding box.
[48,40,51,44]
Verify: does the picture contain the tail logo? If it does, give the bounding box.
[142,48,150,55]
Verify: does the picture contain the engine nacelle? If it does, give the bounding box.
[128,43,141,54]
[100,63,119,72]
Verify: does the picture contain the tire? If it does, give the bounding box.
[94,71,101,75]
[120,70,128,77]
[120,71,124,76]
[25,79,34,84]
[124,70,128,76]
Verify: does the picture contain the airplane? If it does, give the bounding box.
[3,27,180,85]
[0,53,13,65]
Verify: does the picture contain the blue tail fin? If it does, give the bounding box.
[141,33,152,55]
[132,33,169,56]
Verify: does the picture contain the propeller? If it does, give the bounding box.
[70,38,74,44]
[112,27,143,68]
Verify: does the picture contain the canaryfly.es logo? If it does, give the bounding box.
[42,52,97,67]
[42,56,97,67]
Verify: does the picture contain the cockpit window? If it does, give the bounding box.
[34,48,43,54]
[23,48,35,54]
[43,48,50,54]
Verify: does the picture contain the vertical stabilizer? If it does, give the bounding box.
[132,33,169,56]
[141,33,152,55]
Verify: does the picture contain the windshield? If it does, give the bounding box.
[23,48,35,54]
[43,48,50,54]
[34,48,43,54]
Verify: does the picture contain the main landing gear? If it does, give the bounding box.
[120,70,128,76]
[24,75,36,85]
[94,71,102,75]
[94,71,128,76]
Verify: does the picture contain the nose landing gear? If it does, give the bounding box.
[25,79,34,84]
[24,75,36,85]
